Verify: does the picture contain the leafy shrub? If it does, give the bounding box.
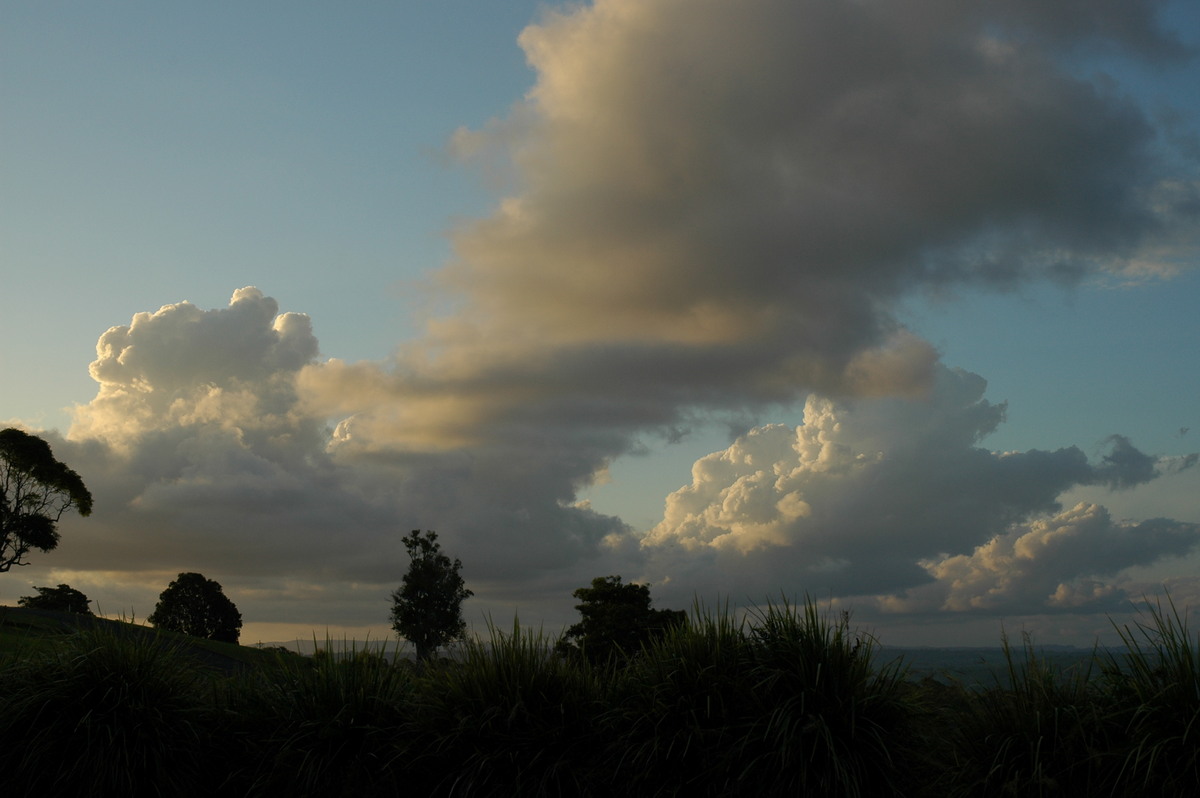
[148,572,242,644]
[18,583,93,614]
[556,575,686,665]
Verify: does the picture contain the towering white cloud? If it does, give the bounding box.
[73,287,321,455]
[640,366,1199,611]
[42,288,628,624]
[52,290,401,586]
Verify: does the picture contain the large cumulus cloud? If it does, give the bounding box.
[640,366,1200,612]
[42,288,629,626]
[73,286,321,455]
[40,291,409,623]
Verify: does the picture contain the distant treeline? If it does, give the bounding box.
[2,598,1198,797]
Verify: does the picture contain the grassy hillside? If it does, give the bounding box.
[2,599,1198,796]
[0,605,298,672]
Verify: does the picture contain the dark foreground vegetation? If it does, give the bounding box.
[2,599,1199,797]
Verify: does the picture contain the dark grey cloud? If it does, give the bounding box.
[1094,433,1161,488]
[308,0,1200,494]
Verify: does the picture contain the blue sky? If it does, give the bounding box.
[3,1,1199,648]
[2,2,539,418]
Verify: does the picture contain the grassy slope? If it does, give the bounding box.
[0,604,297,671]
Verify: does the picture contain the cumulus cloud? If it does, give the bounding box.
[72,287,321,455]
[640,366,1200,611]
[39,288,629,627]
[884,503,1200,614]
[52,290,396,582]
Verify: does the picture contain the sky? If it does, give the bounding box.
[3,0,1199,649]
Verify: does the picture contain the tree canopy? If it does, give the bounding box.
[148,572,242,644]
[390,529,473,662]
[18,583,93,614]
[0,428,92,572]
[556,575,686,664]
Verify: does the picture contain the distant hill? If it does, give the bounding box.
[258,634,407,657]
[881,644,1109,687]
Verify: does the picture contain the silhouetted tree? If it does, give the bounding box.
[390,530,473,661]
[556,575,686,664]
[0,428,92,572]
[148,572,242,643]
[18,583,93,614]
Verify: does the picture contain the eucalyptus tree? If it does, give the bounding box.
[0,428,92,573]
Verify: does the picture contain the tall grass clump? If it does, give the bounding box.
[939,631,1111,798]
[217,639,415,797]
[0,622,215,797]
[605,601,753,795]
[609,598,920,797]
[1104,594,1200,795]
[741,599,919,796]
[410,618,608,796]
